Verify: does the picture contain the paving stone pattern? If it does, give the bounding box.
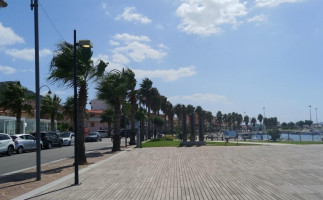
[28,145,323,200]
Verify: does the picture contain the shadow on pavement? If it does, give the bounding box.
[25,185,73,200]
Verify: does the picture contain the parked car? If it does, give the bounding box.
[60,131,74,146]
[31,132,63,149]
[11,134,43,154]
[85,132,102,142]
[97,130,109,138]
[120,129,130,138]
[0,133,15,156]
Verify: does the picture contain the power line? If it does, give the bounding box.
[39,0,65,42]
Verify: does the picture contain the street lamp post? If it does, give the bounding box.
[73,30,93,185]
[315,108,318,124]
[309,105,312,122]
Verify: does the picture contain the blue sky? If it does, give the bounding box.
[0,0,323,123]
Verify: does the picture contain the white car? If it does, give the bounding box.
[60,132,74,146]
[0,133,15,156]
[11,134,42,154]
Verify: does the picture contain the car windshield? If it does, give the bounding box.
[88,132,97,136]
[60,132,71,137]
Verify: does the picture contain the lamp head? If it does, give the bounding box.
[0,0,8,7]
[78,40,93,48]
[48,89,52,95]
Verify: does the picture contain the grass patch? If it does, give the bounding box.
[142,140,180,148]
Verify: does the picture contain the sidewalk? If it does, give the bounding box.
[14,145,323,200]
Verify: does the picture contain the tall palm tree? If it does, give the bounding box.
[150,88,161,138]
[0,82,33,135]
[195,106,204,141]
[216,111,222,131]
[138,78,153,140]
[40,94,61,132]
[244,115,250,130]
[100,108,114,138]
[128,89,137,145]
[251,117,257,130]
[49,42,107,164]
[174,104,183,130]
[258,114,263,131]
[62,96,74,124]
[186,104,195,142]
[205,111,213,132]
[160,96,168,133]
[165,101,174,134]
[97,68,133,151]
[181,105,187,142]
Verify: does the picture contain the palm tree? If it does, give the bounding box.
[251,117,257,130]
[49,41,108,164]
[150,88,161,138]
[186,105,195,142]
[174,104,183,131]
[195,106,204,141]
[40,94,61,132]
[128,89,137,145]
[243,115,250,130]
[138,78,153,140]
[216,111,222,140]
[62,96,74,124]
[0,82,33,135]
[160,95,168,133]
[258,114,263,131]
[205,111,213,133]
[165,101,174,134]
[100,108,114,138]
[181,105,187,142]
[97,68,133,151]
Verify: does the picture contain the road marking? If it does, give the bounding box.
[0,150,96,177]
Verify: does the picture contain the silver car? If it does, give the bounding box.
[11,134,43,154]
[0,133,15,156]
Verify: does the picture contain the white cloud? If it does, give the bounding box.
[133,66,196,81]
[169,93,230,105]
[176,0,248,36]
[0,65,16,75]
[109,40,120,46]
[111,33,166,63]
[101,2,109,15]
[114,33,150,43]
[116,7,152,24]
[4,48,52,61]
[112,53,130,65]
[0,22,24,47]
[156,24,164,30]
[247,14,267,24]
[255,0,306,7]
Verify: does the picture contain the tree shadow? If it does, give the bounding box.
[26,185,73,200]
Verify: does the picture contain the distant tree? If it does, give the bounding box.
[287,122,295,129]
[267,128,281,141]
[281,122,288,129]
[296,120,305,129]
[304,120,313,127]
[251,117,257,130]
[186,105,195,142]
[100,108,114,137]
[195,106,204,141]
[0,82,33,135]
[216,111,223,131]
[236,114,243,130]
[40,94,61,132]
[243,115,250,130]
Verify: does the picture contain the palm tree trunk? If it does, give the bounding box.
[147,107,151,139]
[199,116,203,141]
[190,115,195,142]
[129,101,136,145]
[77,84,87,164]
[113,99,121,151]
[15,112,22,135]
[51,114,55,132]
[182,111,187,142]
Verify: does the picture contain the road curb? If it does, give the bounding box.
[12,146,135,200]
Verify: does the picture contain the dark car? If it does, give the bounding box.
[120,129,130,138]
[31,132,63,149]
[85,132,102,142]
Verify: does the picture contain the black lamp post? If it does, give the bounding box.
[73,30,93,185]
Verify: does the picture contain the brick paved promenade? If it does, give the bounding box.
[16,145,323,200]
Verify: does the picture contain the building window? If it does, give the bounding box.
[90,122,94,127]
[90,114,94,118]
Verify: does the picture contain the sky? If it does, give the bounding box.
[0,0,323,123]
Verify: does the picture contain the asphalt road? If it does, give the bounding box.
[0,138,128,176]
